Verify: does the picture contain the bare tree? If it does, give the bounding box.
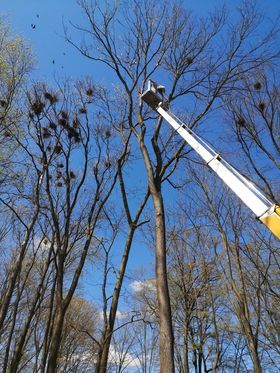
[224,69,280,201]
[185,165,280,372]
[0,79,130,372]
[0,18,32,164]
[67,1,280,370]
[57,296,99,372]
[0,18,33,336]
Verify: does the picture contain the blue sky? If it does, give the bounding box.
[1,0,279,81]
[1,0,90,80]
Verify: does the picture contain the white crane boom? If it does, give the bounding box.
[141,80,280,239]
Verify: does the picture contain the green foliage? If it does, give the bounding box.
[0,18,33,167]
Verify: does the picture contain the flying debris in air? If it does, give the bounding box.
[36,14,39,18]
[52,60,55,64]
[31,24,36,29]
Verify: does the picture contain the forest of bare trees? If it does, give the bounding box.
[0,0,279,372]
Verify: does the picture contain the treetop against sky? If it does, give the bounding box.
[2,0,279,81]
[1,0,279,274]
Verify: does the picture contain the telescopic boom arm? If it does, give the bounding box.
[141,80,280,239]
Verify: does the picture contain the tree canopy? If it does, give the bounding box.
[0,2,279,372]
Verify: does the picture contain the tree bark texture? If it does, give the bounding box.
[46,307,66,373]
[153,191,175,372]
[138,138,175,372]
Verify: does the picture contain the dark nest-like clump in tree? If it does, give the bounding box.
[31,100,45,115]
[42,128,52,139]
[54,145,62,154]
[86,87,93,96]
[79,107,87,114]
[258,102,265,111]
[236,117,246,126]
[49,122,57,130]
[253,82,261,90]
[44,92,58,104]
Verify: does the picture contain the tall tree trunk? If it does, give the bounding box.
[248,342,262,373]
[138,138,175,372]
[96,335,110,373]
[153,190,175,372]
[183,324,189,373]
[242,318,262,373]
[96,226,136,373]
[2,283,22,373]
[0,210,40,334]
[9,250,52,373]
[40,281,56,373]
[95,164,149,373]
[249,344,262,373]
[46,306,66,373]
